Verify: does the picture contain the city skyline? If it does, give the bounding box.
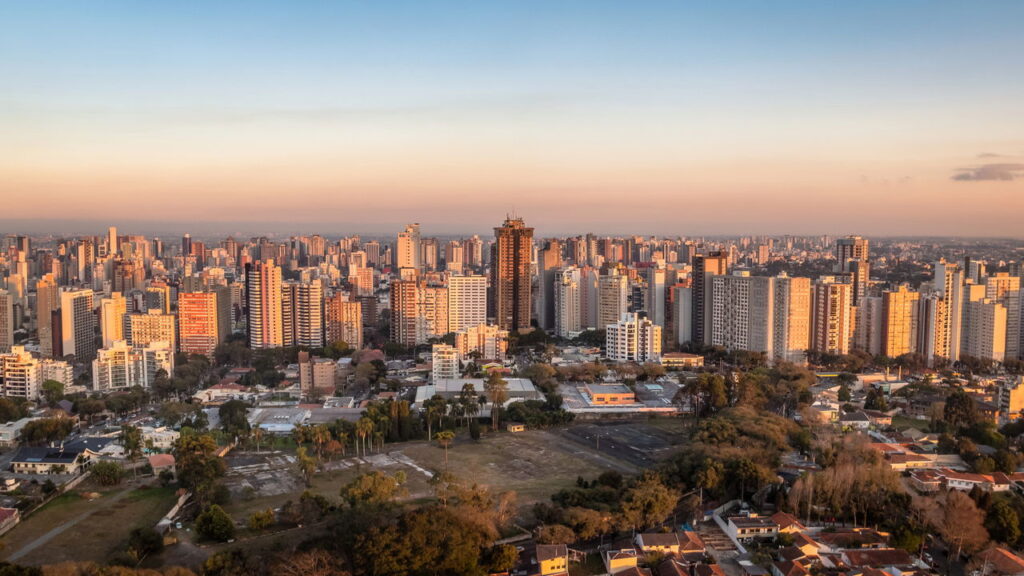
[3,2,1023,236]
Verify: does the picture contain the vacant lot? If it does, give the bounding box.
[561,418,690,467]
[222,426,645,522]
[1,480,178,566]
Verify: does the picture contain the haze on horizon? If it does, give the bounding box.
[2,1,1023,237]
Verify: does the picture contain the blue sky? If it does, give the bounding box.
[2,1,1023,235]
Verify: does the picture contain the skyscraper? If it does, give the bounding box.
[537,240,562,330]
[396,223,421,272]
[447,275,487,333]
[881,285,920,358]
[833,236,870,306]
[282,279,324,348]
[60,288,98,361]
[691,251,728,345]
[100,292,127,348]
[128,309,177,351]
[554,267,582,338]
[492,216,534,333]
[35,274,58,357]
[0,290,13,354]
[178,291,222,357]
[246,259,284,349]
[325,294,363,350]
[598,269,629,329]
[810,277,853,355]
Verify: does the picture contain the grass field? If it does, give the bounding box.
[222,426,640,523]
[891,415,932,431]
[1,480,179,566]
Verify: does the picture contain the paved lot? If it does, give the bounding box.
[561,420,686,468]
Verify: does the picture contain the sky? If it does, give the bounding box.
[2,1,1023,237]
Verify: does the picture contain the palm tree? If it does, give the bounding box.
[336,431,349,457]
[355,417,373,457]
[120,424,143,480]
[434,430,455,470]
[311,425,331,459]
[252,427,264,454]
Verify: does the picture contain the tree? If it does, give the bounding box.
[41,380,64,406]
[486,545,520,573]
[837,383,852,403]
[864,387,889,411]
[619,473,681,532]
[196,505,236,542]
[271,549,349,576]
[423,394,447,441]
[986,499,1021,546]
[937,491,989,560]
[218,400,251,438]
[944,388,978,430]
[536,524,576,545]
[174,434,226,506]
[340,470,407,507]
[126,527,164,561]
[120,424,143,480]
[20,417,74,445]
[435,430,455,470]
[296,446,317,486]
[355,417,374,457]
[92,461,125,486]
[0,398,29,423]
[248,508,275,531]
[485,372,509,431]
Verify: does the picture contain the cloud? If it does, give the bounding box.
[952,163,1024,182]
[977,153,1005,158]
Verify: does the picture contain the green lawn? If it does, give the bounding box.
[1,480,179,566]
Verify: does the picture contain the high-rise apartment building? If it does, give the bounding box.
[431,344,460,381]
[773,275,811,363]
[965,298,1007,362]
[396,223,421,272]
[100,292,127,348]
[282,280,324,348]
[325,294,363,350]
[93,340,174,391]
[454,323,509,361]
[60,288,97,361]
[881,285,920,358]
[810,277,853,355]
[606,313,662,363]
[35,274,58,357]
[492,216,534,333]
[691,252,728,344]
[246,259,284,349]
[389,281,448,347]
[0,346,40,399]
[0,290,12,354]
[128,309,177,350]
[537,241,562,330]
[709,272,775,356]
[554,267,582,338]
[598,270,630,329]
[178,291,224,357]
[447,275,487,333]
[834,236,870,306]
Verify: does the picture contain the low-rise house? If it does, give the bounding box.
[534,544,569,576]
[727,515,779,542]
[0,507,20,535]
[148,453,176,479]
[141,426,179,451]
[862,410,893,427]
[694,565,728,576]
[815,529,889,550]
[839,411,871,430]
[0,418,35,447]
[908,469,942,493]
[660,353,704,369]
[11,445,87,475]
[635,531,705,557]
[841,549,915,570]
[771,512,806,534]
[974,546,1024,576]
[604,547,640,574]
[772,561,810,576]
[936,468,1012,492]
